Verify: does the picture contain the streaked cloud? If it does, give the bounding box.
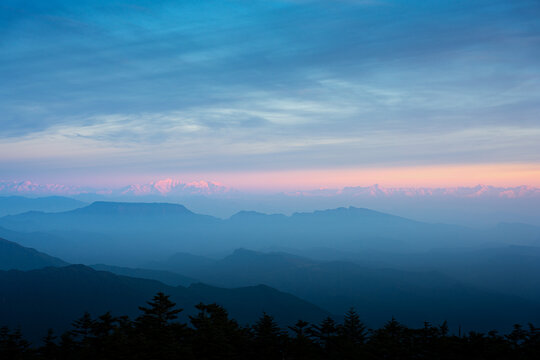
[1,0,539,186]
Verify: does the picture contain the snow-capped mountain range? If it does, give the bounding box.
[287,184,540,199]
[0,180,539,199]
[119,179,230,196]
[0,179,230,197]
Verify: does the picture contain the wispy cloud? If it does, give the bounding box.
[1,0,539,184]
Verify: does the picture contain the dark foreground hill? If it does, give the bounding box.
[0,237,68,270]
[147,249,540,333]
[89,264,199,287]
[2,294,539,360]
[0,235,199,287]
[0,265,330,342]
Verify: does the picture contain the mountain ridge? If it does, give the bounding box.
[145,248,540,332]
[2,201,539,265]
[0,264,330,342]
[0,195,86,217]
[0,237,68,270]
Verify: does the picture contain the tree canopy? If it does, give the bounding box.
[1,292,539,360]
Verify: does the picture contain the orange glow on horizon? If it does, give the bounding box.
[41,163,540,191]
[190,163,540,191]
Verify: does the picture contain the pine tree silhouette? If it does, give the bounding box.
[288,320,317,359]
[309,317,337,345]
[39,329,58,360]
[253,313,285,360]
[3,295,540,360]
[136,292,182,329]
[340,307,367,345]
[0,327,31,360]
[189,302,247,360]
[134,292,188,360]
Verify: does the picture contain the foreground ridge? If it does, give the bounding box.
[2,292,539,360]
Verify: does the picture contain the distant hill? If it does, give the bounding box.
[0,201,217,232]
[0,265,330,342]
[0,237,68,270]
[0,234,200,285]
[365,245,540,301]
[226,207,459,250]
[0,202,221,264]
[0,201,518,264]
[0,196,86,217]
[277,244,540,302]
[147,248,540,333]
[1,200,539,268]
[72,201,195,216]
[0,225,134,265]
[90,264,198,287]
[143,252,218,274]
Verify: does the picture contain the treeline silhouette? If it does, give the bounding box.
[2,292,539,360]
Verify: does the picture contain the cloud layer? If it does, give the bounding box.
[1,0,539,185]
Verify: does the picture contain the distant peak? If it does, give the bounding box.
[0,178,232,197]
[230,210,287,221]
[120,178,231,196]
[79,201,193,215]
[289,185,540,199]
[230,210,266,218]
[223,248,264,261]
[294,206,390,217]
[232,248,260,256]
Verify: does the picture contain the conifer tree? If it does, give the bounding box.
[253,313,284,360]
[39,329,58,360]
[0,327,31,360]
[70,312,95,341]
[134,292,187,360]
[340,307,367,344]
[136,292,182,329]
[309,317,338,348]
[288,320,317,359]
[190,303,245,360]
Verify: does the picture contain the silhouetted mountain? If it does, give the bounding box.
[279,244,540,302]
[0,202,221,264]
[74,201,194,216]
[375,245,540,301]
[0,237,67,270]
[0,202,523,264]
[258,243,540,314]
[0,234,201,286]
[0,265,330,342]
[0,195,86,217]
[0,202,215,232]
[90,264,198,287]
[143,252,218,274]
[2,205,270,232]
[147,248,540,332]
[0,225,128,265]
[229,210,288,222]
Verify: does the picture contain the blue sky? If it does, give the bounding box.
[1,0,539,187]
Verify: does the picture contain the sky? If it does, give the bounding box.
[1,0,540,190]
